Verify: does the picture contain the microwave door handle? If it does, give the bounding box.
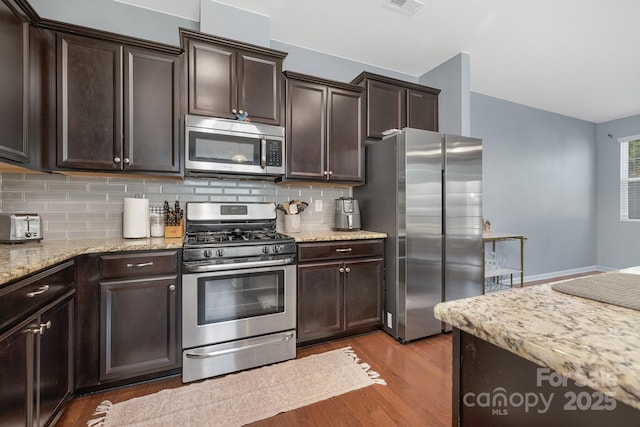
[260,136,267,169]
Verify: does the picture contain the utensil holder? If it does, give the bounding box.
[164,219,184,238]
[284,214,301,233]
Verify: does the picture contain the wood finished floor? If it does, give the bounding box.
[56,331,453,426]
[57,272,601,426]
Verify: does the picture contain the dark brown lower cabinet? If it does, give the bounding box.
[297,240,384,345]
[0,261,75,427]
[75,250,181,392]
[100,276,179,382]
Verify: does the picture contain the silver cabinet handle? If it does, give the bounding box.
[169,284,176,291]
[345,267,351,273]
[339,267,345,273]
[123,157,130,164]
[26,284,50,298]
[114,157,121,163]
[328,171,333,176]
[336,248,352,253]
[28,320,51,335]
[323,171,328,176]
[126,261,154,268]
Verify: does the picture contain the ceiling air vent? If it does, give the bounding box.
[385,0,425,16]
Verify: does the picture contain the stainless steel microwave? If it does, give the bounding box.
[184,115,285,178]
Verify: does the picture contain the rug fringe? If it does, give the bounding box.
[341,347,387,386]
[87,400,113,427]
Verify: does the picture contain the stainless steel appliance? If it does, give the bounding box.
[184,115,285,179]
[354,128,483,342]
[181,202,296,383]
[333,197,361,231]
[0,213,42,243]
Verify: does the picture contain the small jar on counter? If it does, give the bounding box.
[149,213,164,237]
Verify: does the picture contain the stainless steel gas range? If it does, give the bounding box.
[181,202,297,383]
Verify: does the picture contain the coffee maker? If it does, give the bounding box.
[334,197,361,231]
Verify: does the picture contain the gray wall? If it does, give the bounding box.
[471,93,598,280]
[29,0,197,46]
[596,114,640,269]
[419,52,471,136]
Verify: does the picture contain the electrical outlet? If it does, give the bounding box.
[387,312,393,329]
[315,199,323,212]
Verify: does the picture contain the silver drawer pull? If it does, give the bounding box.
[27,320,51,335]
[126,261,154,268]
[336,248,352,253]
[26,284,50,298]
[185,333,294,359]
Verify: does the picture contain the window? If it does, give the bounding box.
[620,135,640,220]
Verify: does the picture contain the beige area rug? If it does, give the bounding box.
[88,346,385,427]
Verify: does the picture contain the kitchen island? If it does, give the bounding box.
[435,272,640,426]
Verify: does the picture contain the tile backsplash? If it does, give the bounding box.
[0,172,350,240]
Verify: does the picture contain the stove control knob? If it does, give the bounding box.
[273,245,281,253]
[262,246,270,254]
[203,249,212,258]
[216,249,225,257]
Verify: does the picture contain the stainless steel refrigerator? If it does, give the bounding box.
[354,128,483,342]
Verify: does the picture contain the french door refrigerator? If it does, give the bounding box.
[354,128,483,342]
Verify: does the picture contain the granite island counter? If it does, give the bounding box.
[435,273,640,426]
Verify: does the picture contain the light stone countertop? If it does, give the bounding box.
[434,278,640,410]
[0,230,386,286]
[285,230,387,242]
[0,237,183,286]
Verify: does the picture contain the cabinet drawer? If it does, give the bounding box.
[0,260,75,332]
[100,251,178,279]
[298,240,384,262]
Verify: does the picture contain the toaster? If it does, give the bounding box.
[0,213,43,243]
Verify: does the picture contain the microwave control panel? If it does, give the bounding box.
[266,140,283,166]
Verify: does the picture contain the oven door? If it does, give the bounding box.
[185,127,284,176]
[182,261,296,349]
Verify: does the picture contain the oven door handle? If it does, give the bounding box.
[183,256,295,273]
[184,333,295,359]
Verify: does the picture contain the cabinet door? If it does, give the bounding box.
[187,39,236,120]
[365,79,403,139]
[123,47,180,173]
[38,295,74,427]
[57,34,122,170]
[238,50,282,125]
[297,262,343,343]
[345,258,384,330]
[406,88,438,132]
[285,79,326,180]
[0,1,29,163]
[327,87,363,182]
[0,319,31,427]
[100,277,179,382]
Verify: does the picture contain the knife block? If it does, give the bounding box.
[164,219,184,238]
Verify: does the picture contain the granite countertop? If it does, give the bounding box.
[0,230,387,286]
[434,277,640,410]
[0,237,183,286]
[286,230,387,242]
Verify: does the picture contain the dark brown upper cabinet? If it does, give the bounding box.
[54,32,181,175]
[351,72,440,140]
[0,0,52,168]
[181,29,286,126]
[284,71,363,184]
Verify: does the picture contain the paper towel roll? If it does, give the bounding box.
[123,197,150,238]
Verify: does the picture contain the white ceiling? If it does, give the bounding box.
[116,0,640,124]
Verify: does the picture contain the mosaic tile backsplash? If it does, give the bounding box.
[0,173,350,240]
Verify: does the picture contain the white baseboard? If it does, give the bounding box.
[522,265,604,284]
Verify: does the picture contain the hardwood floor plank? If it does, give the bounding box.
[56,331,452,426]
